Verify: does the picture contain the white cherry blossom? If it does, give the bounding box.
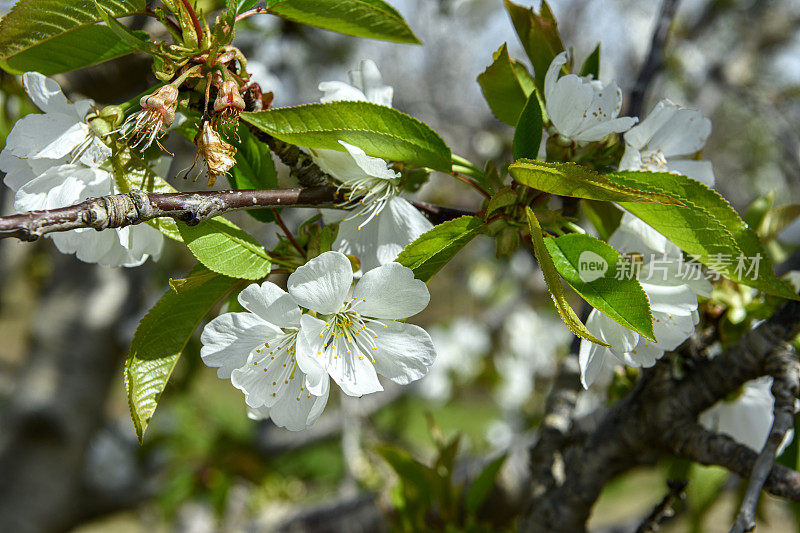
[311,61,432,270]
[700,377,794,453]
[620,99,715,187]
[315,141,433,271]
[544,52,637,143]
[290,251,436,397]
[0,73,163,267]
[579,214,712,388]
[1,72,110,175]
[12,163,163,267]
[201,282,329,431]
[319,59,393,106]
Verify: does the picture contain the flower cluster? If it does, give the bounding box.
[201,251,436,430]
[579,214,712,388]
[0,73,164,267]
[543,53,714,187]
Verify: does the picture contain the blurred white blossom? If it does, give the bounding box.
[418,318,490,402]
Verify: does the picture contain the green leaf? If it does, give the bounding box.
[228,124,279,223]
[376,445,437,501]
[178,217,272,280]
[485,187,517,218]
[582,199,622,241]
[579,43,600,78]
[0,0,145,74]
[243,101,452,172]
[268,0,420,44]
[525,207,608,346]
[396,216,485,282]
[509,160,683,206]
[513,94,543,161]
[609,170,799,300]
[477,43,534,126]
[543,233,655,341]
[125,266,239,442]
[465,454,507,514]
[95,1,153,53]
[504,0,565,94]
[0,25,144,75]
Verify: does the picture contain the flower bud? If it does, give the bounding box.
[213,80,245,123]
[195,122,236,186]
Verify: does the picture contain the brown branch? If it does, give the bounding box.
[627,0,682,118]
[0,187,340,241]
[0,187,474,242]
[669,423,800,503]
[636,480,687,533]
[246,125,335,187]
[731,348,800,533]
[520,300,800,532]
[409,200,476,225]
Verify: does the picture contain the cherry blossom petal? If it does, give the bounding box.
[376,197,433,263]
[586,309,639,353]
[544,51,568,103]
[350,59,393,106]
[574,116,638,143]
[287,251,353,314]
[328,342,383,396]
[200,312,278,378]
[22,72,73,115]
[641,282,698,316]
[650,310,696,350]
[648,107,711,157]
[5,113,90,160]
[309,147,365,182]
[231,347,298,409]
[547,75,594,138]
[339,141,398,181]
[319,81,368,103]
[370,320,435,384]
[667,159,715,187]
[624,99,679,150]
[579,340,608,389]
[238,282,301,329]
[352,262,430,319]
[296,314,333,396]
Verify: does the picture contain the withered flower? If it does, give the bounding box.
[121,85,179,150]
[213,80,246,124]
[194,121,236,186]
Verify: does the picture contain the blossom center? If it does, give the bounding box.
[338,176,399,230]
[316,297,389,364]
[640,149,669,170]
[250,330,311,402]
